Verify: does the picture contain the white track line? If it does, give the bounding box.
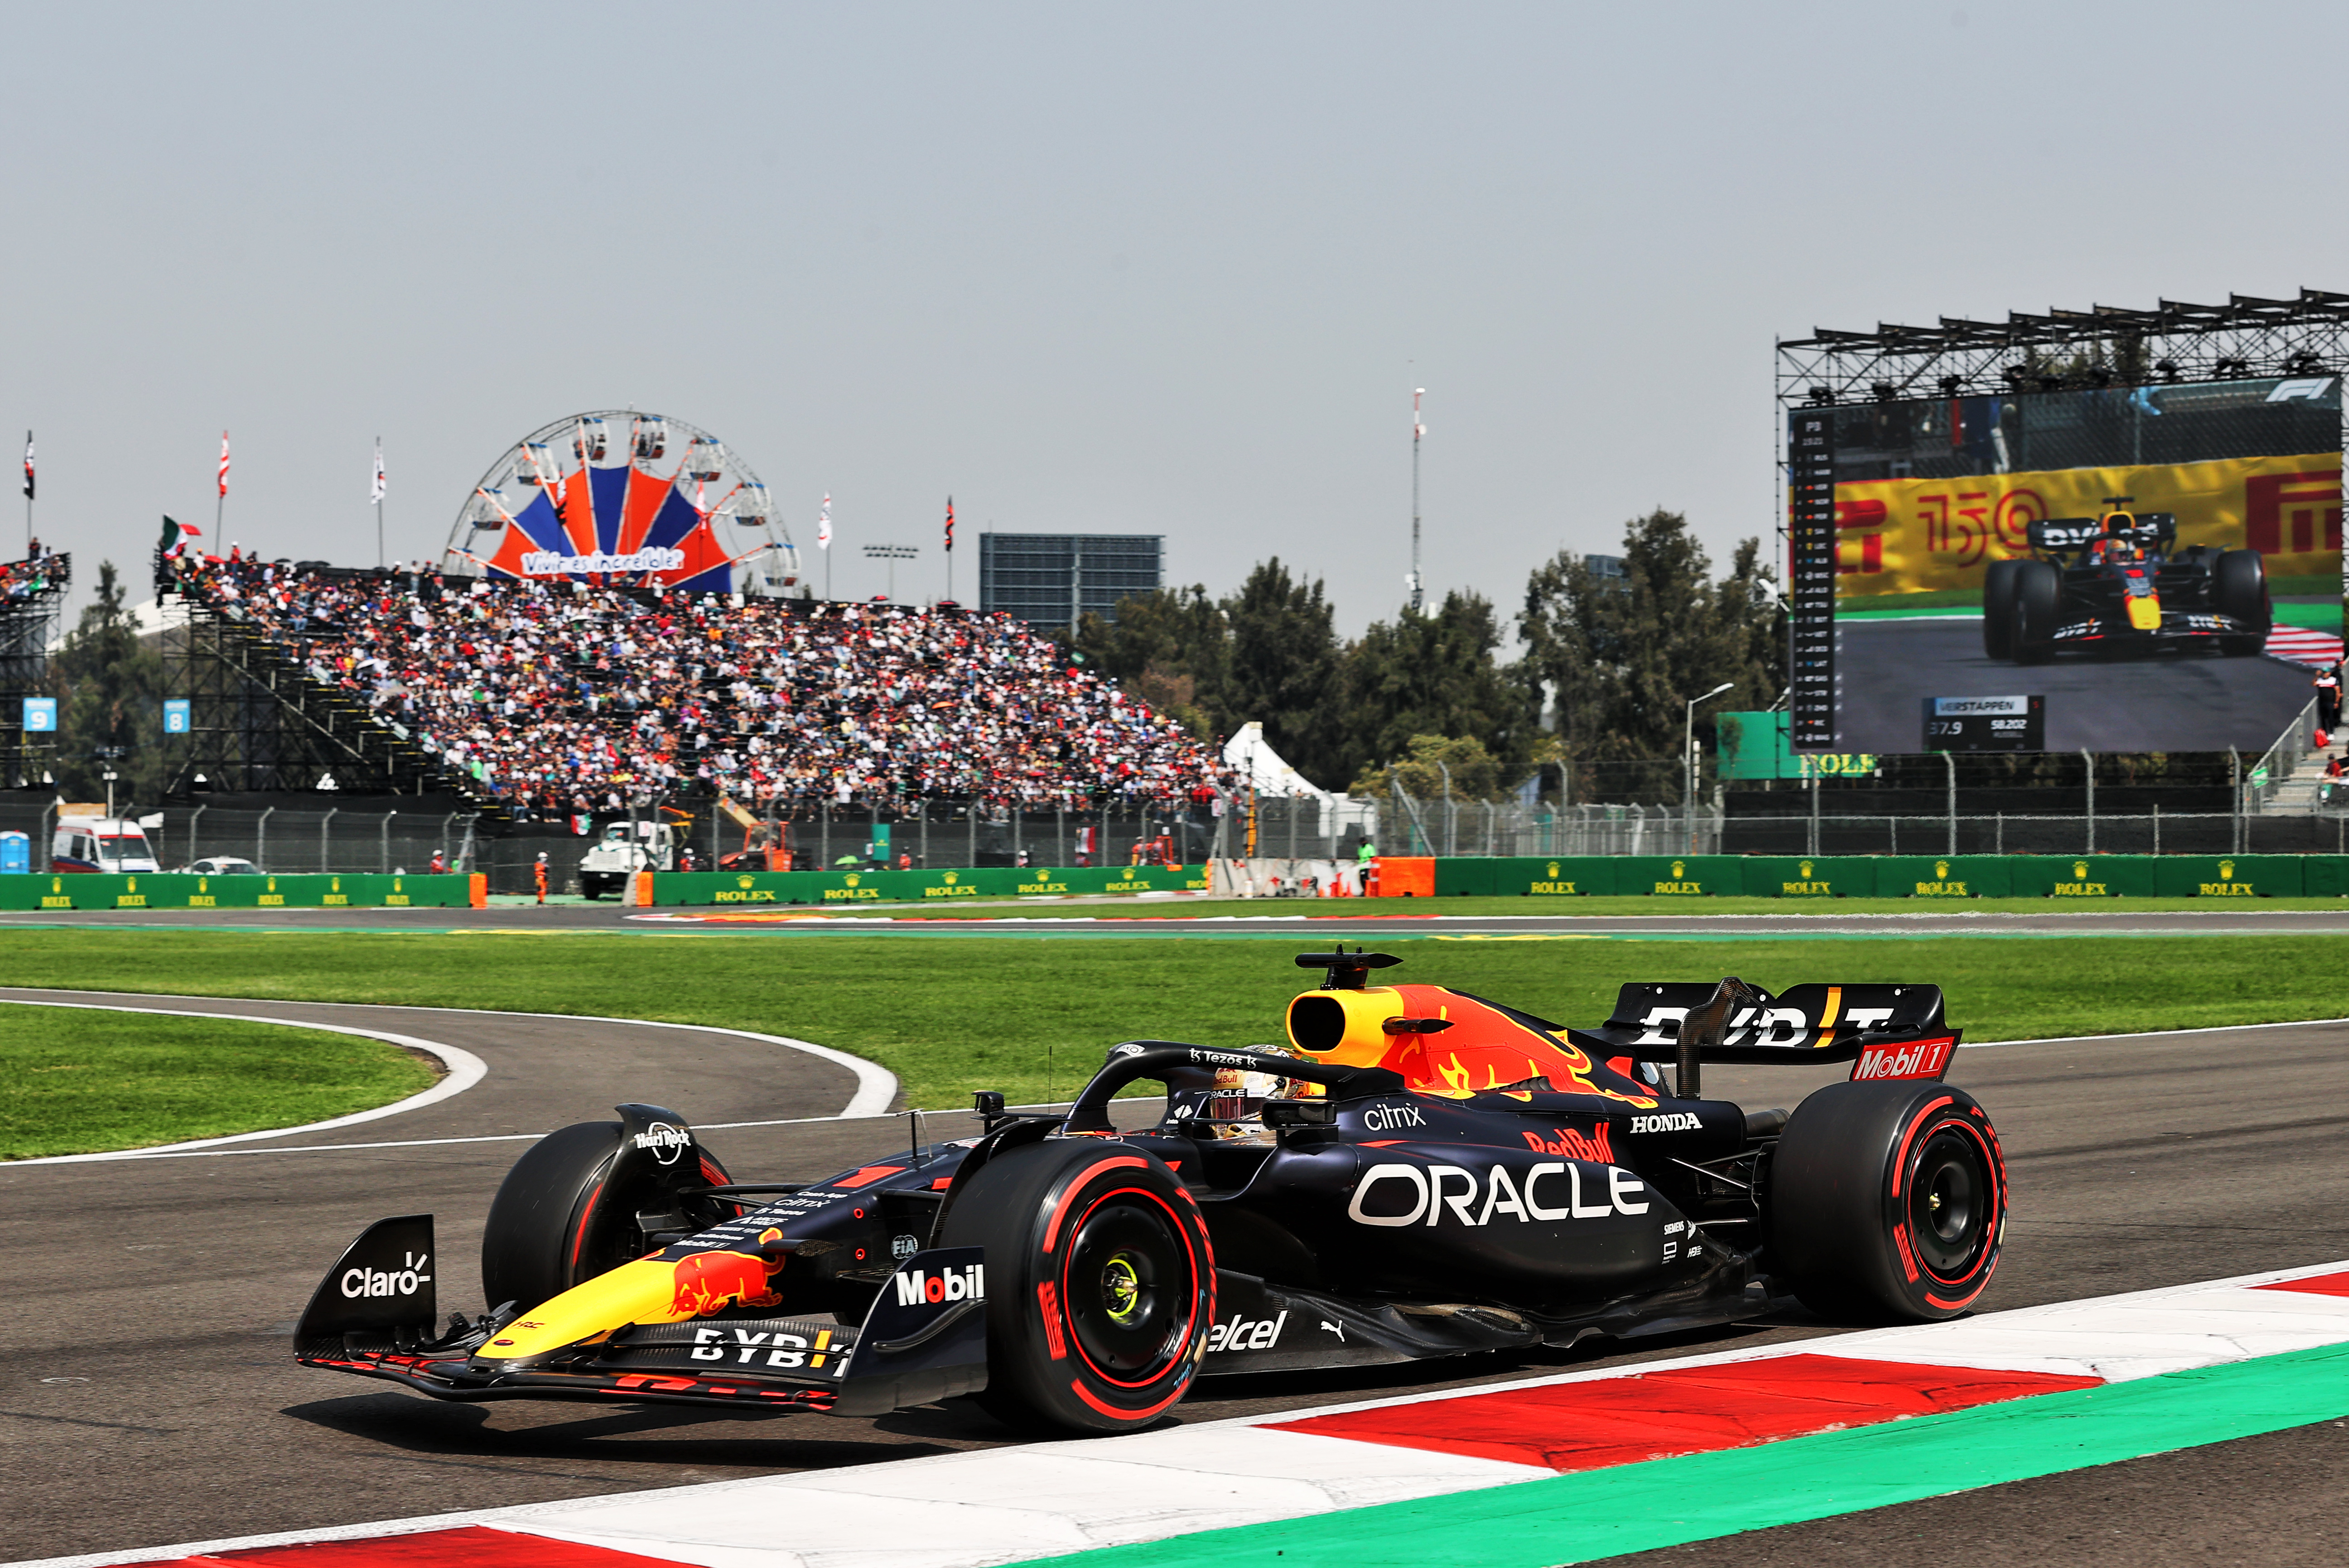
[22,1256,2349,1568]
[0,992,897,1167]
[0,989,898,1119]
[0,999,487,1167]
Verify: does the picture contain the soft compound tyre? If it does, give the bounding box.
[480,1121,735,1313]
[940,1138,1214,1435]
[2213,548,2270,655]
[1766,1080,2006,1322]
[2011,559,2062,665]
[1980,559,2021,661]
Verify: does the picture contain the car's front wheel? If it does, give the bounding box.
[2213,548,2270,656]
[480,1121,738,1313]
[940,1138,1213,1435]
[1766,1080,2006,1322]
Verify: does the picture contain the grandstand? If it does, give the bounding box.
[158,550,1225,823]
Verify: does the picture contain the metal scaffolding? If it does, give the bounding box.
[0,552,70,787]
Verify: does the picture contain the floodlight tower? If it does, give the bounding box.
[1408,388,1425,613]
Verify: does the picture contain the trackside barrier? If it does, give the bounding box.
[0,873,476,911]
[650,864,1211,906]
[1413,854,2349,900]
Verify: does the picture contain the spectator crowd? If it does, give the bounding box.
[165,554,1227,819]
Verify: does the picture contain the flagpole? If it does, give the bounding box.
[22,431,30,554]
[374,436,384,569]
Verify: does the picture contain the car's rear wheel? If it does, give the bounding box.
[1766,1080,2006,1322]
[480,1121,738,1313]
[2214,548,2270,656]
[1980,560,2021,661]
[940,1139,1213,1435]
[2012,560,2061,664]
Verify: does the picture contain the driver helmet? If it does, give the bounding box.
[1200,1047,1309,1138]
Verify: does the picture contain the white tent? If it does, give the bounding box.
[1222,721,1327,800]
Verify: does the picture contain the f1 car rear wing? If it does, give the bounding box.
[2027,513,2175,553]
[1581,978,1959,1093]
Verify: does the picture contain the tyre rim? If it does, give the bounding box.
[1063,1194,1192,1383]
[1907,1126,1992,1280]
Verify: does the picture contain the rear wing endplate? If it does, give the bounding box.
[1582,981,1957,1077]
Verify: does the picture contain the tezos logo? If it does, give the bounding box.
[1628,1112,1702,1134]
[633,1122,691,1165]
[1362,1101,1425,1133]
[342,1250,432,1299]
[893,1262,986,1307]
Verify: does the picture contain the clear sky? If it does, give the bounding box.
[5,1,2341,635]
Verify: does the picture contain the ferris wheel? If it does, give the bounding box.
[442,411,800,595]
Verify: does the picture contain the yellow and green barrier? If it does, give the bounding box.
[652,863,1212,906]
[0,872,476,911]
[1430,854,2349,899]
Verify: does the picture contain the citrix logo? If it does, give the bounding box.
[1628,1112,1703,1133]
[1362,1101,1426,1133]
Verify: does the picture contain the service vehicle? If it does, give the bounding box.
[51,809,159,874]
[176,856,262,877]
[1983,504,2270,663]
[579,821,674,899]
[296,950,2006,1434]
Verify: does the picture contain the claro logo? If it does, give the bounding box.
[342,1249,432,1299]
[1347,1161,1649,1227]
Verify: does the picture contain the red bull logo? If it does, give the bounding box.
[1520,1124,1615,1162]
[669,1231,785,1316]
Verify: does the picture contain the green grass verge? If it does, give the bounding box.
[1,930,2344,1114]
[0,1004,439,1160]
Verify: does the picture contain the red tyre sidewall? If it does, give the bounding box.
[1881,1093,2006,1314]
[961,1143,1215,1432]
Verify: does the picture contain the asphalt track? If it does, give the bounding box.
[7,991,2349,1565]
[1831,617,2314,753]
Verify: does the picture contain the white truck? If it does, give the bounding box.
[578,820,675,899]
[52,807,161,874]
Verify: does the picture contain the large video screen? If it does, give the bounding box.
[1810,375,2343,753]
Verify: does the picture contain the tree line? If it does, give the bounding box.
[1073,508,1784,801]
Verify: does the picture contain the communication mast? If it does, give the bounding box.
[1409,388,1425,613]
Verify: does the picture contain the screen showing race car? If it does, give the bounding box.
[1814,375,2344,753]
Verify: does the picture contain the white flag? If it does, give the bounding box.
[816,493,833,550]
[371,439,386,505]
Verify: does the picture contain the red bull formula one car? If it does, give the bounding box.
[1982,506,2271,663]
[297,951,2006,1434]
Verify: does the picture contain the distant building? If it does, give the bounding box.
[979,533,1164,634]
[1584,553,1626,585]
